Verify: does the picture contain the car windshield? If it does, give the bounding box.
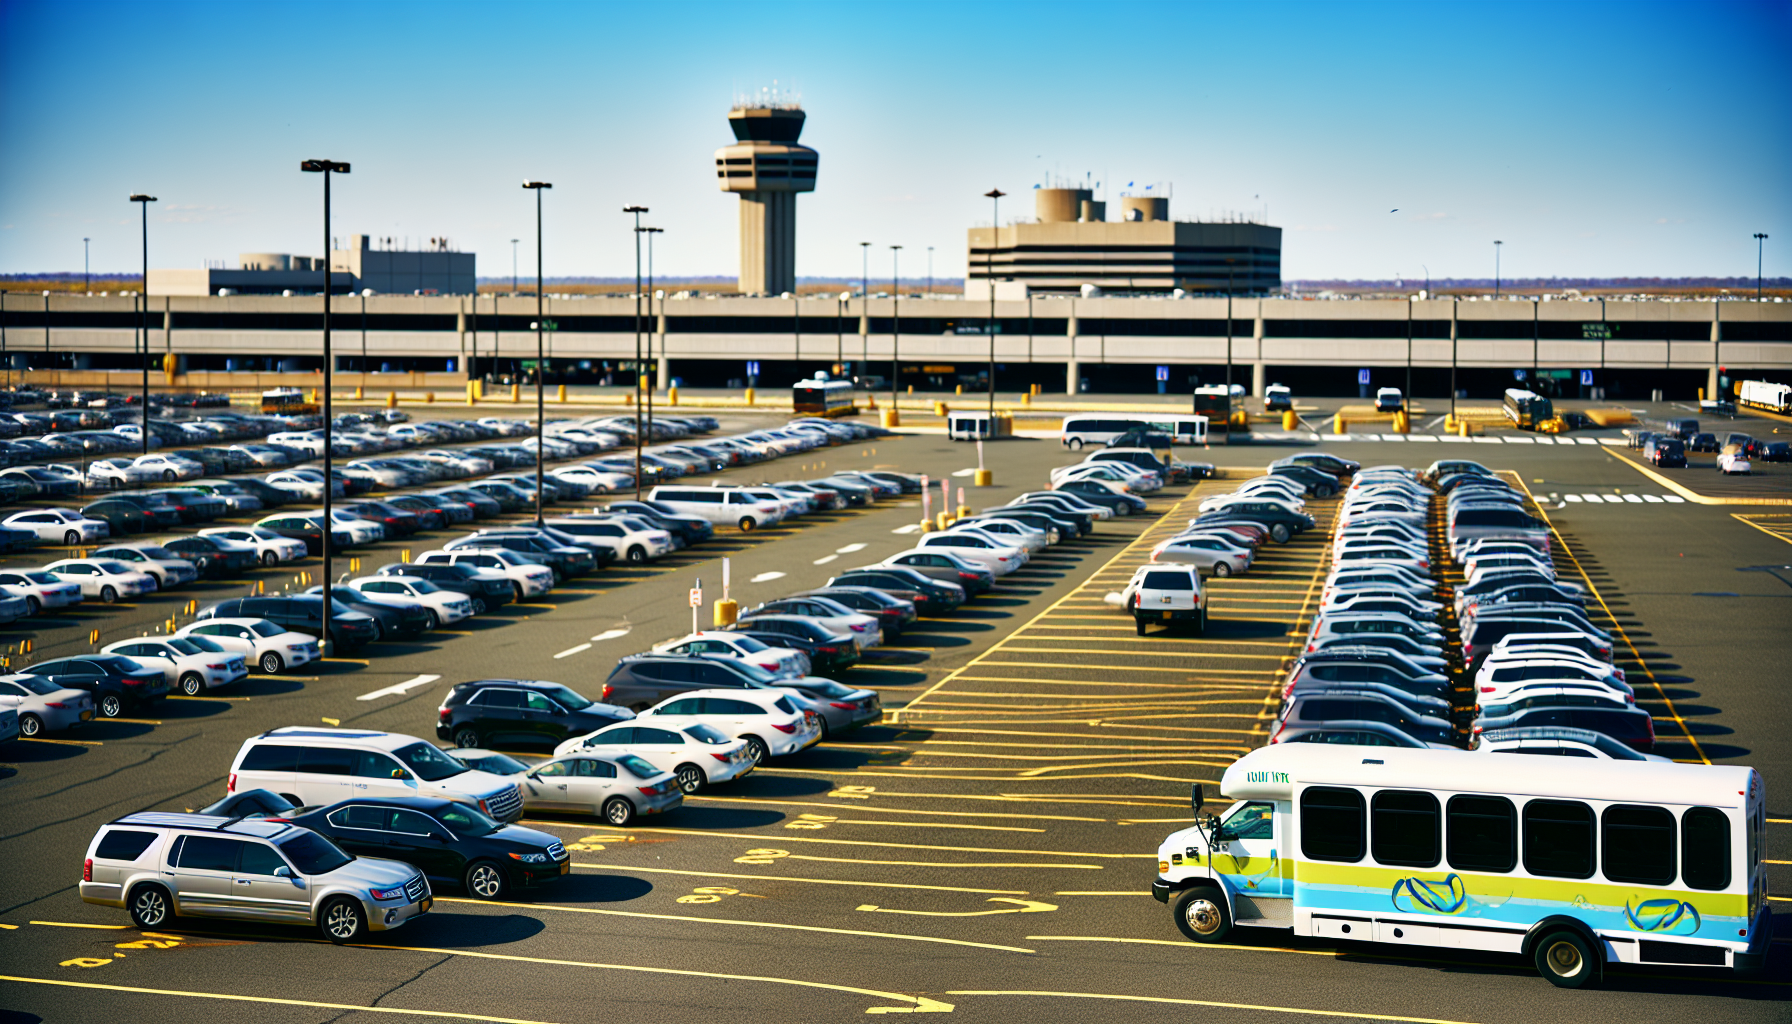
[24,572,60,584]
[15,675,61,695]
[405,579,442,594]
[726,635,770,653]
[183,635,230,653]
[436,803,500,837]
[457,752,531,776]
[164,638,204,656]
[393,741,468,782]
[95,561,135,574]
[248,620,284,637]
[682,724,732,745]
[799,678,855,698]
[616,754,660,779]
[277,830,353,874]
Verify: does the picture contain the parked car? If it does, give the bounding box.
[285,797,570,900]
[436,679,634,750]
[197,596,380,650]
[24,654,169,718]
[42,558,158,603]
[3,508,110,545]
[552,718,752,794]
[227,727,526,821]
[175,617,322,674]
[0,673,94,735]
[162,535,260,578]
[101,636,249,695]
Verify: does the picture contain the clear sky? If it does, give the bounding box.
[1,0,1787,285]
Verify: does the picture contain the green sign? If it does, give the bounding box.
[1581,323,1613,340]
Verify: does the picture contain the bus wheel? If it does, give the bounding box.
[1534,929,1597,988]
[1174,887,1231,943]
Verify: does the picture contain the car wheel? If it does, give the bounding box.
[163,470,177,481]
[143,575,161,592]
[738,517,757,532]
[602,796,636,827]
[1315,485,1336,499]
[24,596,40,616]
[1174,886,1232,943]
[368,621,385,642]
[674,763,706,794]
[260,652,285,674]
[464,860,508,900]
[471,597,487,615]
[63,530,80,545]
[1069,439,1084,450]
[1270,523,1291,544]
[319,896,366,944]
[128,883,175,929]
[1534,929,1597,988]
[422,610,439,632]
[178,672,205,696]
[742,735,770,766]
[1135,616,1147,636]
[1213,562,1232,578]
[261,551,278,566]
[100,585,118,604]
[627,546,646,564]
[454,726,481,748]
[512,582,526,601]
[20,713,43,737]
[98,693,123,718]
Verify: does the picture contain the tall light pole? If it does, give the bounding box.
[1493,240,1503,299]
[927,246,934,298]
[624,205,648,497]
[889,246,902,411]
[984,189,1005,420]
[523,181,551,526]
[1756,233,1770,301]
[643,225,662,450]
[299,160,347,648]
[510,239,519,293]
[859,242,871,375]
[83,238,91,294]
[1224,259,1236,443]
[836,290,849,376]
[129,194,156,454]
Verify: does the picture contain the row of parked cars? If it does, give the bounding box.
[1271,458,1653,759]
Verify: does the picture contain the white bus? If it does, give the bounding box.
[1153,744,1767,987]
[1060,415,1208,448]
[1738,379,1791,415]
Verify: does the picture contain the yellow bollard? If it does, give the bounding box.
[919,517,935,532]
[907,384,914,394]
[933,401,947,416]
[865,394,877,409]
[712,599,738,627]
[465,380,476,406]
[1333,413,1346,434]
[557,383,567,403]
[1458,420,1471,437]
[956,503,972,519]
[387,391,398,409]
[882,408,901,428]
[1282,409,1298,431]
[473,379,484,399]
[425,392,434,403]
[354,386,363,399]
[668,385,679,406]
[1697,387,1705,401]
[935,511,951,531]
[1021,391,1031,406]
[510,382,521,403]
[308,388,319,403]
[955,384,963,395]
[744,387,756,405]
[973,468,993,487]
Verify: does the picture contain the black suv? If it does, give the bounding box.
[1193,502,1315,544]
[287,796,569,899]
[377,561,513,612]
[27,655,168,718]
[437,679,632,749]
[303,587,434,638]
[200,595,381,648]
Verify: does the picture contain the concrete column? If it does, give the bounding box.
[1066,359,1081,394]
[1252,361,1267,398]
[1707,364,1719,399]
[162,306,173,352]
[456,304,469,375]
[658,354,672,389]
[1253,311,1265,393]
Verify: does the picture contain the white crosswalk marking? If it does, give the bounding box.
[1623,494,1644,502]
[1643,494,1664,503]
[1564,494,1582,502]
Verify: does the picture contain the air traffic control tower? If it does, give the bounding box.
[714,102,817,295]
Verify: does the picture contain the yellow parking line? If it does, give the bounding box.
[29,920,127,929]
[573,862,1031,894]
[22,736,103,746]
[0,975,555,1024]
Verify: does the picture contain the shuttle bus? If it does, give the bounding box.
[1194,385,1234,432]
[792,379,856,417]
[1153,744,1767,987]
[1503,388,1554,430]
[1738,380,1791,415]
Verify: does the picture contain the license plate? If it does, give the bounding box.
[1163,611,1173,620]
[80,710,93,721]
[421,897,433,912]
[558,861,570,875]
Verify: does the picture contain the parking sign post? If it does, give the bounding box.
[691,578,703,635]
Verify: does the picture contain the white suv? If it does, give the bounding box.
[1120,564,1206,636]
[227,727,525,821]
[648,486,784,532]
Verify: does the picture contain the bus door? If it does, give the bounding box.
[1214,801,1290,903]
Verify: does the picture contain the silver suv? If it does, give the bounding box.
[80,811,431,942]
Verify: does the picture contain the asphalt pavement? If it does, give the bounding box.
[2,412,1790,1024]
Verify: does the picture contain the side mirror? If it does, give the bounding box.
[273,865,294,878]
[1190,783,1204,815]
[390,768,412,780]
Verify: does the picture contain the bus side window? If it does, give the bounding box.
[1601,804,1676,886]
[1371,790,1440,868]
[1300,787,1365,862]
[1681,806,1731,891]
[1446,795,1516,873]
[1523,799,1595,879]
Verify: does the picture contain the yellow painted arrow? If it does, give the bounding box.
[856,898,1057,918]
[866,996,955,1014]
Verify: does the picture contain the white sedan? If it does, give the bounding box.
[0,569,84,614]
[1150,535,1253,577]
[175,617,322,674]
[916,529,1029,575]
[102,636,248,695]
[553,718,752,793]
[131,453,203,481]
[198,526,308,566]
[550,465,634,495]
[633,688,822,764]
[953,517,1050,552]
[42,559,157,603]
[328,509,387,544]
[90,544,199,590]
[343,576,474,628]
[85,458,156,488]
[654,631,809,679]
[416,549,555,598]
[4,508,110,546]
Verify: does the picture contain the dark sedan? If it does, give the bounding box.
[1054,479,1149,515]
[200,595,380,648]
[827,566,965,615]
[342,500,423,537]
[437,678,634,749]
[26,654,168,718]
[288,796,569,899]
[80,498,158,535]
[1192,502,1314,544]
[387,494,467,528]
[882,550,996,595]
[162,535,259,578]
[254,514,356,556]
[724,614,860,673]
[601,500,714,547]
[377,561,513,612]
[798,586,918,636]
[304,585,433,638]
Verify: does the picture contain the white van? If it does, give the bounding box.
[1146,417,1209,445]
[227,727,525,821]
[648,486,785,531]
[948,412,994,441]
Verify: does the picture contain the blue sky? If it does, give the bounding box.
[1,0,1787,284]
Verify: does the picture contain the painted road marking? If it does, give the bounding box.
[573,862,1030,895]
[836,543,868,553]
[945,988,1483,1022]
[750,571,787,583]
[591,628,632,642]
[813,555,838,565]
[0,975,555,1024]
[355,673,442,701]
[554,643,592,659]
[856,897,1056,917]
[891,523,922,535]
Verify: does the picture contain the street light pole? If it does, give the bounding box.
[859,242,871,376]
[299,160,348,650]
[1224,260,1235,443]
[644,226,662,449]
[889,246,902,411]
[984,189,1005,421]
[1756,233,1770,301]
[511,239,519,293]
[624,205,648,498]
[83,238,90,294]
[523,181,552,526]
[1494,240,1503,299]
[927,246,934,298]
[129,194,156,454]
